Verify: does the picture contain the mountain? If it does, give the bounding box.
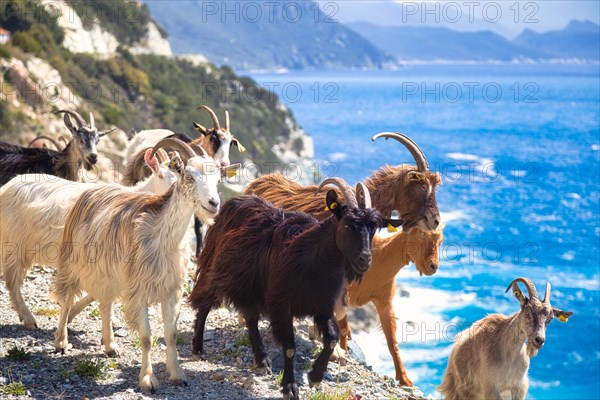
[513,20,600,59]
[348,20,600,61]
[144,0,394,70]
[0,0,313,180]
[347,22,541,61]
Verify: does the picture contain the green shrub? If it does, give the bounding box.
[10,31,40,54]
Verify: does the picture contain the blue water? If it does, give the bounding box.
[247,64,600,399]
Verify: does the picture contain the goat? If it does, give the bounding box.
[0,110,114,186]
[245,132,441,232]
[52,138,222,393]
[333,225,444,385]
[244,132,443,386]
[439,278,573,400]
[189,178,400,399]
[122,105,245,185]
[122,105,245,258]
[0,148,176,329]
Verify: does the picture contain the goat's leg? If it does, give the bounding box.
[245,313,271,373]
[308,314,339,387]
[194,217,203,258]
[67,294,94,323]
[99,301,120,357]
[374,294,413,386]
[161,292,187,386]
[137,305,159,394]
[4,254,38,329]
[191,301,212,355]
[272,315,298,400]
[54,292,74,353]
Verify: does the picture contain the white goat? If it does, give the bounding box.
[0,149,176,329]
[439,277,572,400]
[52,138,222,393]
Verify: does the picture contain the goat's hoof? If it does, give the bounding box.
[256,359,272,375]
[397,374,414,387]
[106,347,120,358]
[169,368,187,386]
[282,383,299,400]
[23,320,38,330]
[330,344,348,365]
[307,369,323,388]
[140,373,159,394]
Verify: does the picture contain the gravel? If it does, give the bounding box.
[1,265,427,399]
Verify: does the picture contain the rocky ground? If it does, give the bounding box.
[0,265,427,400]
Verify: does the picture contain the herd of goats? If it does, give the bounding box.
[0,106,573,399]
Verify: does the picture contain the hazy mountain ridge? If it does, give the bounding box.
[145,0,395,70]
[349,19,600,62]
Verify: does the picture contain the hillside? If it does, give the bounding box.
[349,19,600,62]
[145,0,395,71]
[0,0,313,179]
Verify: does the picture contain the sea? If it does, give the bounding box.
[246,64,600,400]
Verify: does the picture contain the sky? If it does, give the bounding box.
[326,0,600,38]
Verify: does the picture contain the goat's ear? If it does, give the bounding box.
[231,138,246,152]
[193,122,209,136]
[512,283,529,307]
[383,218,404,231]
[408,171,426,182]
[325,190,343,219]
[144,149,159,173]
[552,308,573,323]
[63,114,78,135]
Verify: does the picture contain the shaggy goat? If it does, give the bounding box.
[245,132,440,231]
[190,178,400,399]
[122,105,245,256]
[439,278,573,400]
[122,105,245,185]
[0,110,113,186]
[0,148,176,329]
[52,138,222,393]
[333,225,444,385]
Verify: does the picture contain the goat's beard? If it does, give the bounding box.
[526,341,540,358]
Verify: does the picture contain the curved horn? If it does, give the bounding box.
[190,143,209,158]
[225,110,230,132]
[196,105,220,131]
[99,128,117,137]
[58,136,69,147]
[543,282,551,303]
[89,112,96,130]
[504,277,539,300]
[56,110,87,128]
[28,136,62,150]
[372,132,428,173]
[315,177,358,208]
[151,138,197,165]
[154,148,169,164]
[355,182,372,209]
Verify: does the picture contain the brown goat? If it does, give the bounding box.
[245,132,441,231]
[336,226,444,385]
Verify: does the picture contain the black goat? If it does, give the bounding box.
[190,178,396,399]
[0,110,113,186]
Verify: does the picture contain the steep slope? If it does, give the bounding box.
[145,0,394,70]
[0,0,312,177]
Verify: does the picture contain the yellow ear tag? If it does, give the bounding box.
[325,202,338,211]
[237,142,246,153]
[558,315,569,323]
[387,223,398,233]
[226,169,238,178]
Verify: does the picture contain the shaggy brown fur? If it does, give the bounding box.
[244,166,441,231]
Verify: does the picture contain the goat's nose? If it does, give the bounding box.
[89,154,98,163]
[220,161,229,168]
[534,336,545,347]
[430,263,438,273]
[208,198,220,208]
[358,253,372,265]
[433,218,440,228]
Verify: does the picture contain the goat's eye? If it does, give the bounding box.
[185,175,195,182]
